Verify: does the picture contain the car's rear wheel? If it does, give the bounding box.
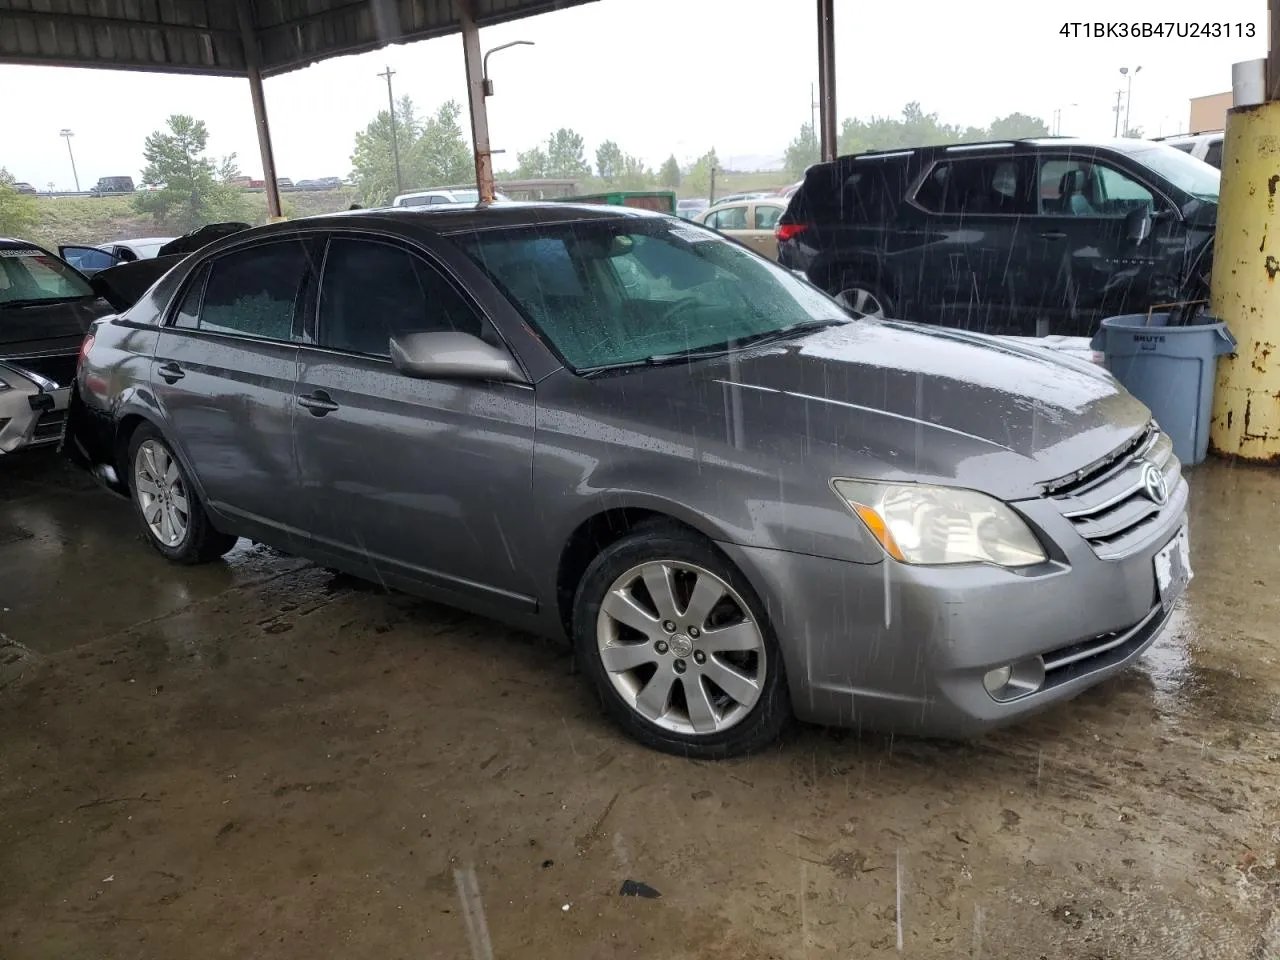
[833,272,893,318]
[573,522,790,758]
[128,425,237,564]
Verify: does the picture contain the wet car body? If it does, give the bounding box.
[778,138,1219,337]
[68,205,1188,753]
[1,239,114,455]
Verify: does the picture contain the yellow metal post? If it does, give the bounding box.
[1209,101,1280,459]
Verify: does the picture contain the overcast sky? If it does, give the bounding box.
[2,0,1266,188]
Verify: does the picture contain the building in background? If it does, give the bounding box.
[1190,91,1231,133]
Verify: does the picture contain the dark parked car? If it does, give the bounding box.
[1,239,114,455]
[67,205,1189,757]
[92,176,135,195]
[12,182,37,195]
[778,137,1220,336]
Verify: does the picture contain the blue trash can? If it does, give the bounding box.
[1089,313,1236,465]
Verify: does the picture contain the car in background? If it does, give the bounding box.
[676,198,709,220]
[316,176,343,189]
[12,182,36,195]
[1,239,115,455]
[294,179,322,190]
[778,137,1220,336]
[392,188,509,207]
[228,176,253,189]
[714,191,773,205]
[696,198,787,259]
[92,176,135,195]
[277,177,295,191]
[1155,132,1224,169]
[59,238,177,275]
[68,204,1188,759]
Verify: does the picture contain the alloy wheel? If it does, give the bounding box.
[837,286,886,317]
[134,439,189,548]
[595,560,766,736]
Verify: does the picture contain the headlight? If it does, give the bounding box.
[832,479,1047,567]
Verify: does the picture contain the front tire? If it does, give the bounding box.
[127,425,237,564]
[572,521,791,759]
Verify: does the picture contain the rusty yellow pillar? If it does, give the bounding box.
[1208,100,1280,459]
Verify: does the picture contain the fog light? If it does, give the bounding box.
[983,665,1013,694]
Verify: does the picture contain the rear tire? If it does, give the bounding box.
[127,424,237,565]
[572,520,791,759]
[831,270,893,318]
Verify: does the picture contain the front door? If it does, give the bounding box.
[292,234,537,608]
[747,202,785,260]
[151,236,319,543]
[1023,154,1187,335]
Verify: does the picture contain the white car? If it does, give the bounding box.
[1156,132,1223,169]
[391,188,509,208]
[57,237,176,276]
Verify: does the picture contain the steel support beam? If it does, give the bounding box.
[237,0,282,219]
[459,0,496,203]
[816,0,837,162]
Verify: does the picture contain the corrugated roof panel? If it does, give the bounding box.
[0,0,597,77]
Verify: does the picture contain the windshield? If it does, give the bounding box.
[453,218,844,370]
[1127,143,1220,201]
[0,248,95,305]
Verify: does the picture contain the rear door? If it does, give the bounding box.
[292,234,538,608]
[151,235,320,542]
[1024,152,1186,335]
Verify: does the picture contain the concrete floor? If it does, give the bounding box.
[2,450,1278,959]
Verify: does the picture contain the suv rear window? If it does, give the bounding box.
[789,157,906,224]
[913,156,1034,215]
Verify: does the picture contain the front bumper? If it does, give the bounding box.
[720,483,1188,737]
[0,384,69,455]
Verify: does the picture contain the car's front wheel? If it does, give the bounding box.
[128,425,237,564]
[573,522,791,758]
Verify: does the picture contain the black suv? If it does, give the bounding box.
[93,176,135,195]
[777,138,1220,336]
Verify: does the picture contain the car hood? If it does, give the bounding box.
[579,319,1151,501]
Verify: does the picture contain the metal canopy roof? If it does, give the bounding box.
[0,0,595,78]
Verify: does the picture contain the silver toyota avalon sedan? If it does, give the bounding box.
[65,204,1190,758]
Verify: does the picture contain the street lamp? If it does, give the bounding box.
[59,128,80,192]
[1119,66,1142,136]
[482,40,534,97]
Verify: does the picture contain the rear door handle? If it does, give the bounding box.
[297,390,339,416]
[1040,230,1068,241]
[157,361,185,383]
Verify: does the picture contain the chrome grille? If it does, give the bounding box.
[1048,426,1182,560]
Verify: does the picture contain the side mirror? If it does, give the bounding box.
[389,331,525,383]
[1125,207,1153,244]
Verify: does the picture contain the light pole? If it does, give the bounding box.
[59,129,80,192]
[482,40,535,97]
[376,66,403,195]
[1119,66,1142,136]
[1052,103,1078,135]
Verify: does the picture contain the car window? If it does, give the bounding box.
[317,238,482,357]
[60,246,118,272]
[1171,142,1195,153]
[754,204,782,229]
[455,218,845,371]
[0,248,94,304]
[172,263,210,330]
[1204,140,1223,168]
[913,157,1033,215]
[1040,158,1154,216]
[197,240,310,340]
[708,205,748,229]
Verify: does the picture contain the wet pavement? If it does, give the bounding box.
[2,450,1278,959]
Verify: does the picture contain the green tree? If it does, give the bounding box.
[987,112,1050,140]
[350,97,473,206]
[546,128,591,179]
[216,153,242,183]
[514,146,548,179]
[686,149,719,197]
[411,100,474,187]
[0,168,38,238]
[784,122,820,180]
[134,114,249,232]
[659,154,681,189]
[614,155,652,190]
[595,139,625,181]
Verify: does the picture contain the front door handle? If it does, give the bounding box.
[297,390,339,416]
[1040,230,1068,241]
[157,361,185,383]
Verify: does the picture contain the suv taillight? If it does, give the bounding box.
[77,333,95,370]
[776,223,808,242]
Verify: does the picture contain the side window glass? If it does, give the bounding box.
[1040,159,1094,215]
[914,158,1030,215]
[1094,163,1155,214]
[1204,141,1223,168]
[172,264,209,329]
[704,210,721,229]
[318,238,482,357]
[754,205,781,229]
[719,205,748,229]
[199,241,308,340]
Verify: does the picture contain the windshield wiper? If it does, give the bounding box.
[576,319,849,378]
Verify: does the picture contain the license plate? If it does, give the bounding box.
[1154,527,1193,611]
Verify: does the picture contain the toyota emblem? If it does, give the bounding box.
[1141,462,1169,505]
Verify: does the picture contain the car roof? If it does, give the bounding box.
[825,136,1171,167]
[0,237,50,251]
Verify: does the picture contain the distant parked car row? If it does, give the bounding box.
[226,176,344,192]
